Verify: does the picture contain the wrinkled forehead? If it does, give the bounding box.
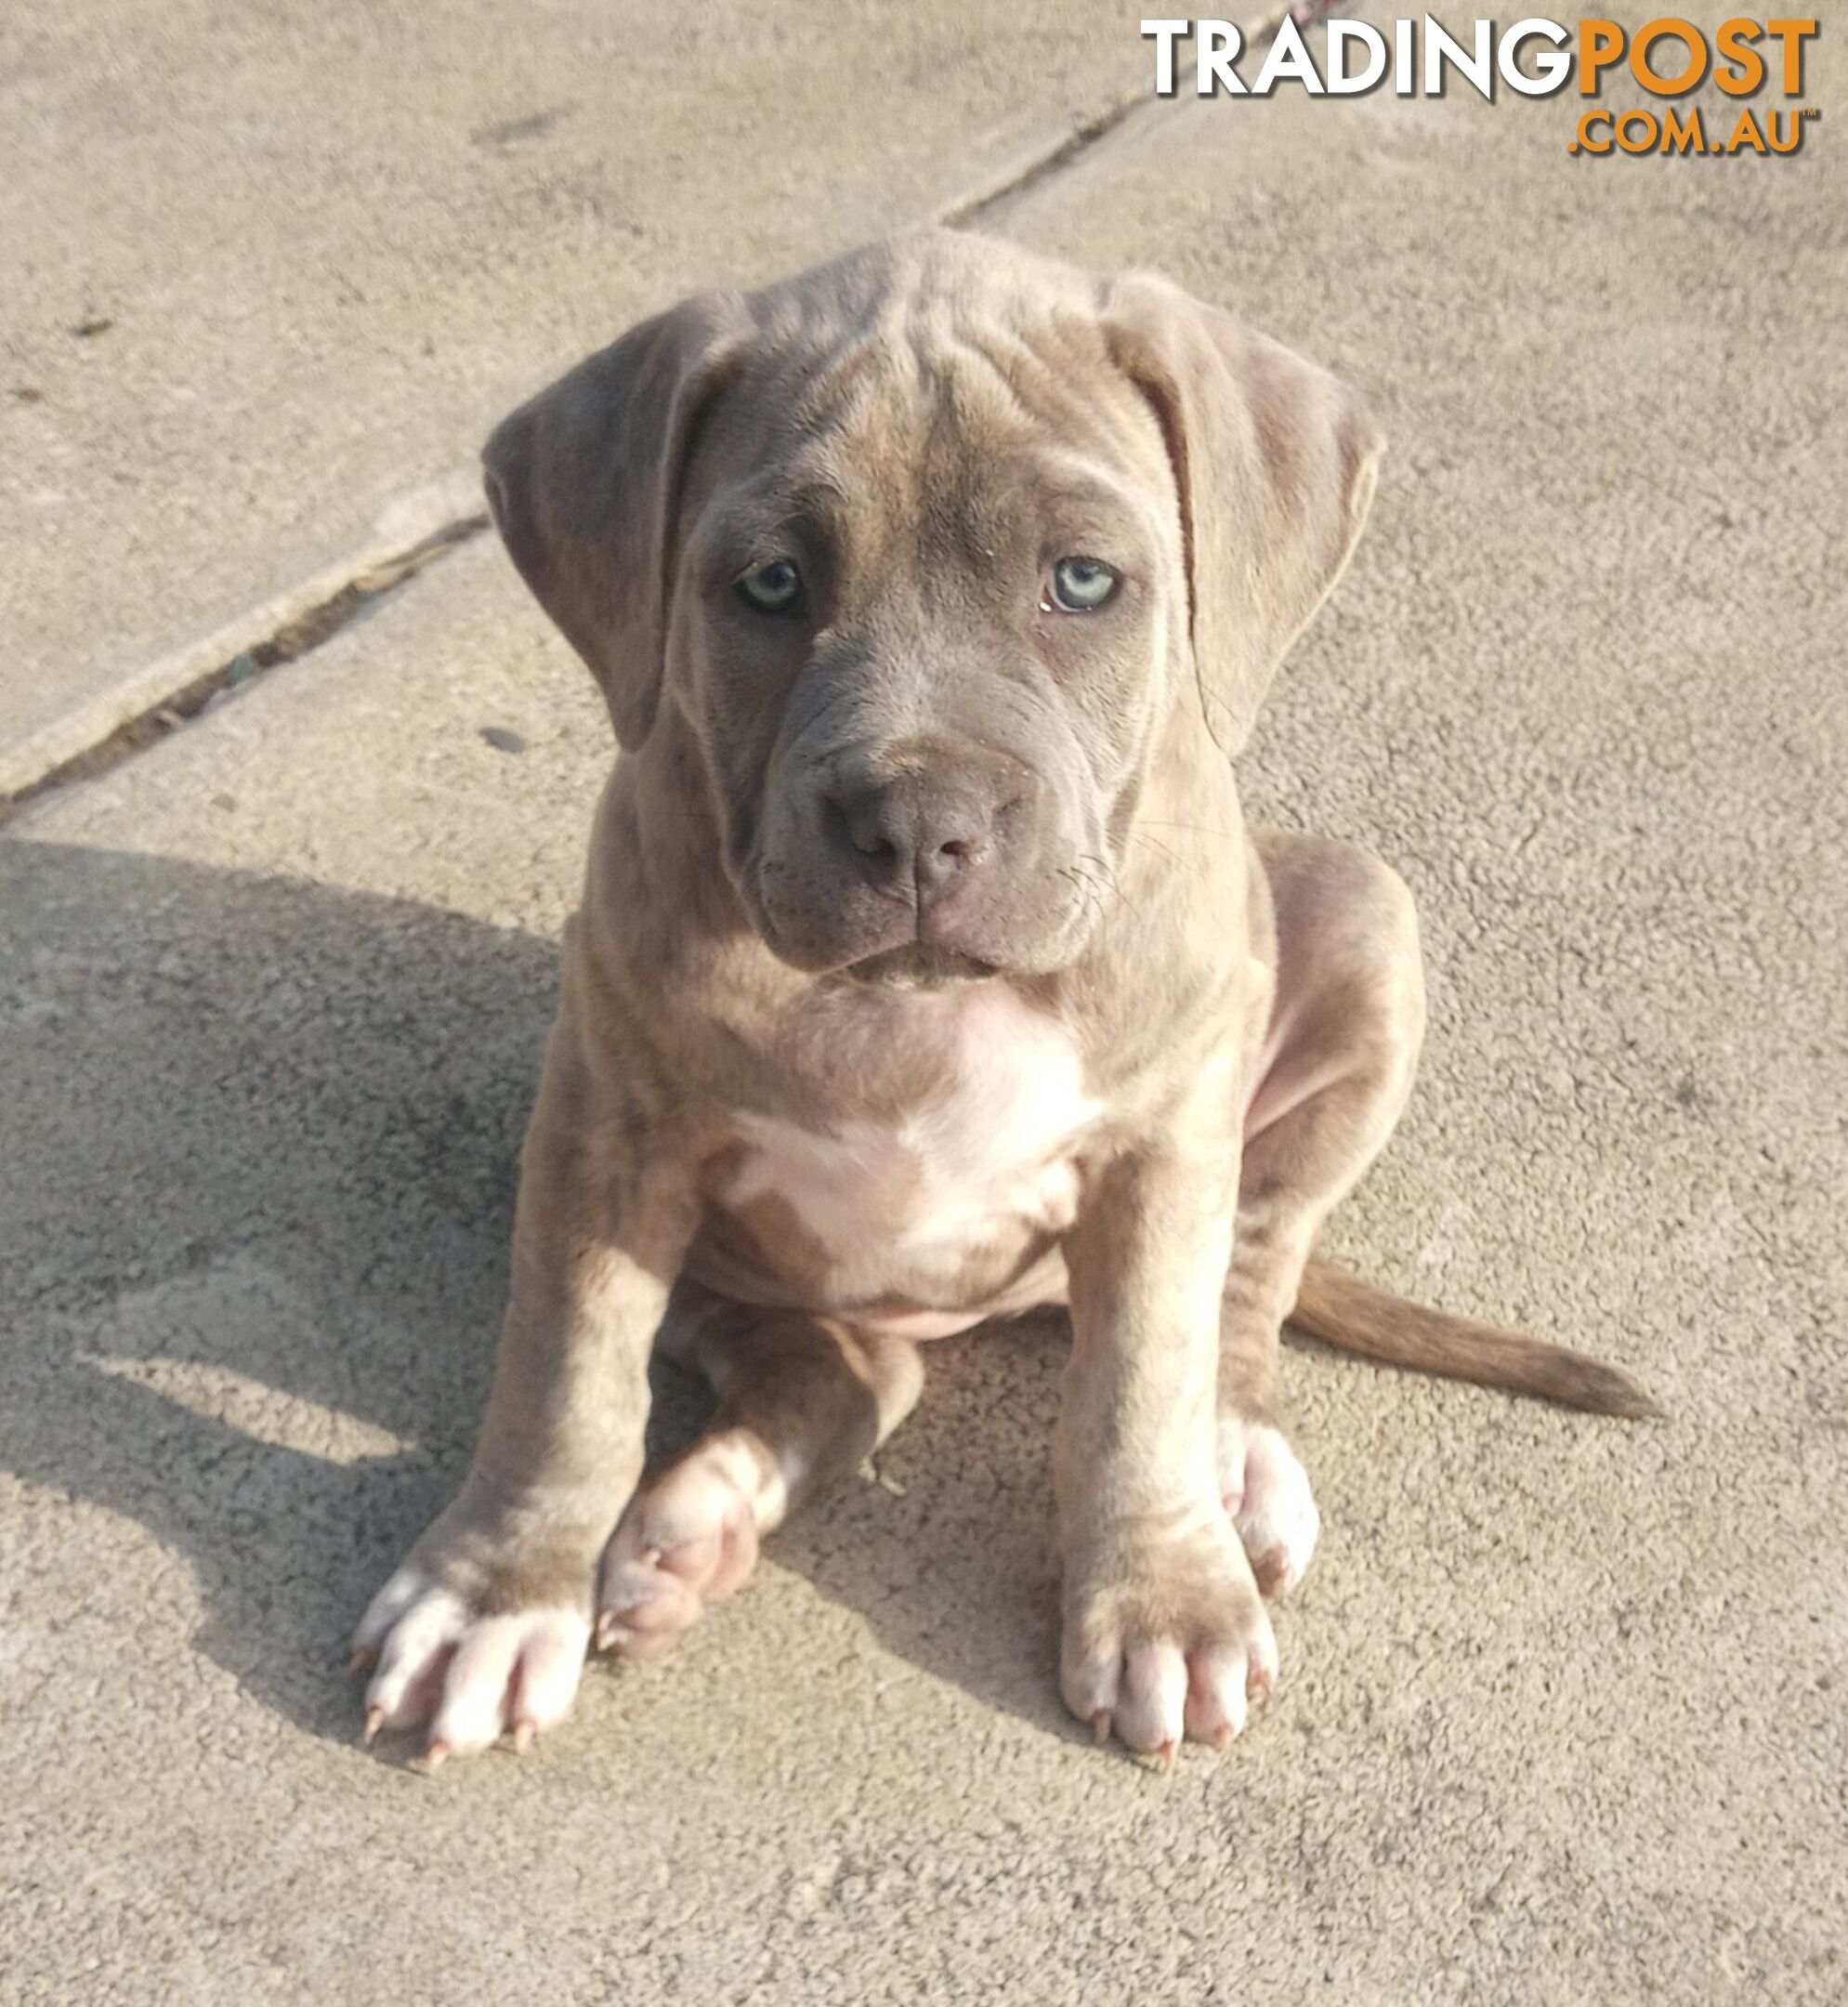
[697,285,1172,569]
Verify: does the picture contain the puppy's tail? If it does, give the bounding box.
[1291,1260,1665,1420]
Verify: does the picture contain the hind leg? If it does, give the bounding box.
[596,1287,923,1658]
[1221,832,1426,1594]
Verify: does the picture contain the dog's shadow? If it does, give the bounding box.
[0,840,1072,1749]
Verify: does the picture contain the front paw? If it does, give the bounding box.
[1060,1510,1277,1760]
[352,1521,596,1764]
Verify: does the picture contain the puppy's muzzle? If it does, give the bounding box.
[755,736,1083,979]
[820,767,1019,917]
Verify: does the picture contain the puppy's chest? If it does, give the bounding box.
[720,989,1101,1298]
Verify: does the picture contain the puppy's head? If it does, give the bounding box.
[484,231,1381,984]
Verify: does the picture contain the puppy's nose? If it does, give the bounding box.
[825,773,995,906]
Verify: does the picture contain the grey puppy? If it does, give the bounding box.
[352,230,1655,1766]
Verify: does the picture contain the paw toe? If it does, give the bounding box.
[359,1577,467,1732]
[1183,1643,1252,1747]
[1230,1423,1320,1597]
[1112,1642,1188,1754]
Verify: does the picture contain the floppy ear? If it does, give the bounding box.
[1101,273,1383,753]
[482,294,748,750]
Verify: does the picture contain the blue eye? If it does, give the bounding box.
[1047,556,1119,612]
[738,558,803,614]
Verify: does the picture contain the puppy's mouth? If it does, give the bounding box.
[835,944,999,991]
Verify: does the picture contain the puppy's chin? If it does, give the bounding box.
[835,944,999,992]
[745,868,1095,984]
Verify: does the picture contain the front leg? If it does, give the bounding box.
[354,1014,693,1763]
[1057,1108,1276,1761]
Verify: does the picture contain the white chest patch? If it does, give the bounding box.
[725,988,1100,1312]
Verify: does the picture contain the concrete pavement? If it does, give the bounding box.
[3,7,1843,2002]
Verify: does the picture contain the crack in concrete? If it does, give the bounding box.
[0,515,487,829]
[943,2,1304,226]
[942,90,1149,227]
